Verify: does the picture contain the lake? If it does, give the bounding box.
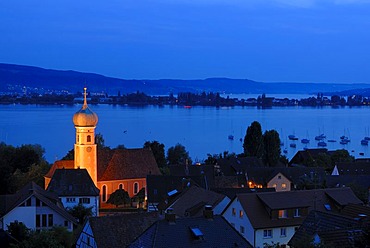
[1,104,370,163]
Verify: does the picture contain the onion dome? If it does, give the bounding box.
[73,88,98,127]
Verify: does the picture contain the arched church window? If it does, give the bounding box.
[133,182,139,194]
[102,185,107,202]
[87,135,91,142]
[77,135,79,143]
[119,184,123,190]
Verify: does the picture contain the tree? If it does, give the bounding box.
[167,143,192,165]
[107,189,131,207]
[144,141,167,173]
[263,130,281,166]
[7,220,30,242]
[132,187,145,204]
[67,203,93,224]
[17,227,73,248]
[330,149,354,168]
[243,121,264,158]
[95,133,105,148]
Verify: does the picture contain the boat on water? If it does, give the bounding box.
[365,137,370,141]
[315,134,326,140]
[228,135,234,140]
[301,138,310,144]
[361,139,369,146]
[290,143,296,148]
[340,139,350,145]
[318,141,327,147]
[288,135,298,140]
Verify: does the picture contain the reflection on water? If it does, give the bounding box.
[0,104,369,163]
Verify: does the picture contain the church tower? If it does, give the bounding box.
[73,88,98,186]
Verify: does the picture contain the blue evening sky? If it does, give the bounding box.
[1,0,370,83]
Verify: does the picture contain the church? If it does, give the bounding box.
[45,88,161,206]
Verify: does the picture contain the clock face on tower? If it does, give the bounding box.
[86,147,92,152]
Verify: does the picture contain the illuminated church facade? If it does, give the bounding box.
[45,88,161,206]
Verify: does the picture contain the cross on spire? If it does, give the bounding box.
[83,87,88,108]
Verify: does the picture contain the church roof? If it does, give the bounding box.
[98,148,161,181]
[45,148,161,182]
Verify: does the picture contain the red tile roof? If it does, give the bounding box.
[98,148,161,181]
[45,160,74,178]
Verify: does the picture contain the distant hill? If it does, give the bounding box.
[1,63,370,95]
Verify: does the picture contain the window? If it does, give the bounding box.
[42,214,47,227]
[232,208,236,216]
[239,210,244,218]
[281,183,287,190]
[102,185,107,202]
[67,197,76,203]
[278,175,281,179]
[278,210,288,218]
[263,229,272,238]
[280,228,286,237]
[87,135,91,142]
[119,184,123,190]
[294,208,301,217]
[79,198,90,204]
[48,214,53,227]
[240,226,245,234]
[133,182,139,194]
[273,184,277,188]
[77,135,79,143]
[36,214,40,227]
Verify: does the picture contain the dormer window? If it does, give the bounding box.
[294,208,301,217]
[278,210,288,218]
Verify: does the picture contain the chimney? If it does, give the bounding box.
[165,208,176,223]
[203,205,214,219]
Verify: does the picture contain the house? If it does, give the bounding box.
[0,182,76,232]
[46,169,100,216]
[129,208,253,247]
[245,167,326,191]
[288,210,368,247]
[44,88,161,207]
[75,212,159,248]
[164,185,230,217]
[217,157,265,176]
[222,187,362,248]
[146,174,197,212]
[169,164,215,189]
[331,160,370,175]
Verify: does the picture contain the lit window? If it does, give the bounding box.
[240,226,245,234]
[273,184,277,188]
[278,210,288,218]
[294,208,301,217]
[232,208,236,216]
[239,210,244,218]
[281,228,286,237]
[282,183,287,190]
[263,229,273,238]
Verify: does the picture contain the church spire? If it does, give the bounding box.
[83,87,88,109]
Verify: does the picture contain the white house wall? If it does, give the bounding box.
[222,198,254,246]
[3,206,36,230]
[255,226,297,248]
[61,196,99,216]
